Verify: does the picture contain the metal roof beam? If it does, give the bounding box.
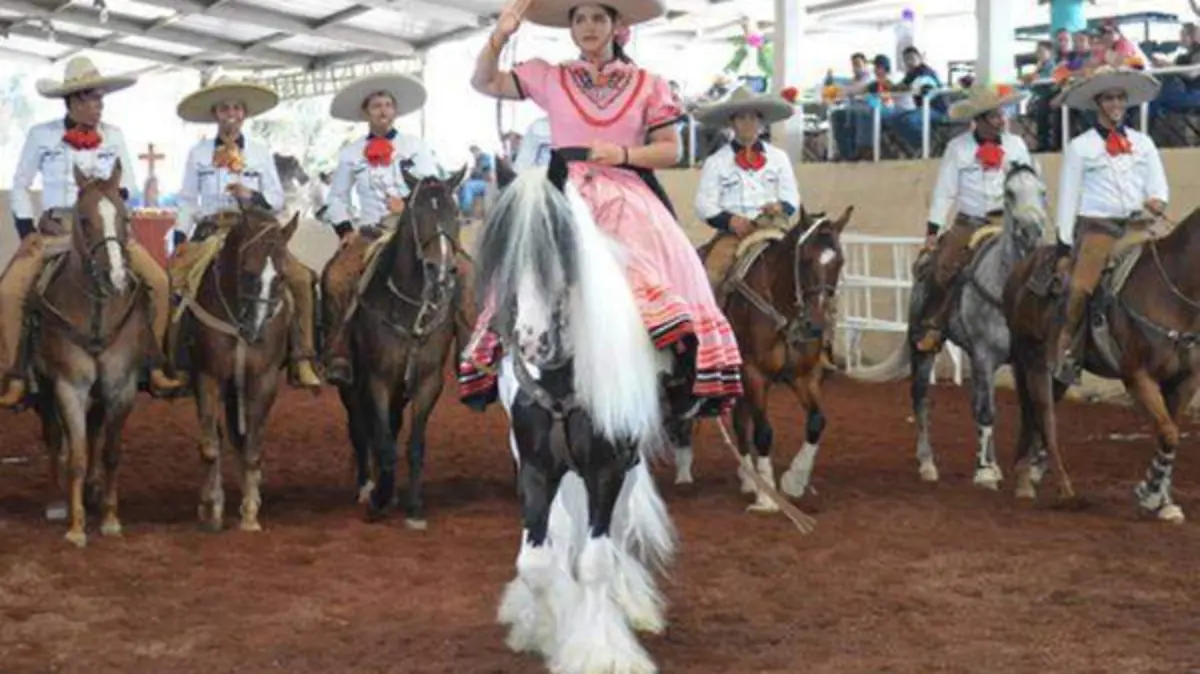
[349,0,483,29]
[0,0,315,68]
[3,23,196,66]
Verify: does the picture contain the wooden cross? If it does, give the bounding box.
[139,142,165,179]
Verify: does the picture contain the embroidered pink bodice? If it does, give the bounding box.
[512,58,682,149]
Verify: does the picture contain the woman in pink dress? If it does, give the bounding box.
[458,0,743,418]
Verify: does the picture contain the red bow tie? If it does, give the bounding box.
[364,137,394,167]
[735,147,765,172]
[63,128,101,151]
[976,141,1004,171]
[1105,130,1132,156]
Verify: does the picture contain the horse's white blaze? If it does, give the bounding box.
[818,248,836,265]
[515,272,555,365]
[254,257,278,333]
[97,198,126,291]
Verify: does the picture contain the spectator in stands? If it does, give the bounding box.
[1054,28,1072,62]
[1151,23,1200,114]
[830,52,874,160]
[1096,22,1149,69]
[887,46,945,153]
[1031,40,1058,81]
[1026,40,1060,151]
[459,144,493,218]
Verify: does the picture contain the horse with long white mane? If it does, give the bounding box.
[469,151,678,673]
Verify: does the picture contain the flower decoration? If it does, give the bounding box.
[614,25,631,47]
[976,142,1004,170]
[213,145,245,173]
[781,86,799,103]
[364,137,394,168]
[63,128,101,151]
[821,84,841,103]
[723,17,774,80]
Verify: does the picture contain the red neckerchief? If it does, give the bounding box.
[974,133,1004,171]
[63,127,101,151]
[364,136,394,167]
[1098,125,1132,156]
[733,140,766,172]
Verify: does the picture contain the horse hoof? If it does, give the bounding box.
[405,518,428,531]
[1157,504,1185,523]
[973,478,1001,491]
[918,462,939,483]
[779,469,810,499]
[64,530,87,548]
[45,502,68,522]
[356,483,374,505]
[746,501,780,514]
[100,519,123,537]
[1014,482,1037,500]
[240,520,263,533]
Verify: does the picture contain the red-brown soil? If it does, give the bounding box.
[1,376,1198,673]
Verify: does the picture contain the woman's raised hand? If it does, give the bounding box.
[494,0,532,42]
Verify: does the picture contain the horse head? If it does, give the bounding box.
[274,153,309,187]
[1002,162,1048,250]
[72,160,131,294]
[788,204,853,340]
[398,165,467,283]
[216,206,298,342]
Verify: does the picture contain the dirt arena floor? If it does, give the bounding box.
[2,373,1199,674]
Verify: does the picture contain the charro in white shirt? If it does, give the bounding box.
[927,131,1035,228]
[324,130,442,229]
[172,135,284,239]
[694,140,801,229]
[1055,126,1168,245]
[10,119,138,224]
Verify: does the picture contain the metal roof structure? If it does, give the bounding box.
[0,0,503,72]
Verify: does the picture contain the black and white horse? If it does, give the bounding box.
[475,152,676,672]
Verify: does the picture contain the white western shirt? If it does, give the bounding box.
[10,119,138,221]
[172,135,284,239]
[927,131,1036,228]
[694,141,801,227]
[324,130,442,228]
[1055,126,1169,245]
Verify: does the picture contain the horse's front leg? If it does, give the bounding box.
[37,390,69,522]
[780,366,826,500]
[911,345,940,483]
[236,366,283,532]
[365,374,398,521]
[98,378,138,537]
[667,416,695,486]
[1128,369,1191,523]
[404,357,446,530]
[337,384,375,505]
[194,371,225,531]
[53,378,91,547]
[970,348,1003,490]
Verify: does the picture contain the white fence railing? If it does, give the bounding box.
[837,233,964,385]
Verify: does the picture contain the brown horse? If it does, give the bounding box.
[176,205,300,532]
[331,166,467,528]
[1003,207,1200,523]
[671,206,853,512]
[27,163,152,546]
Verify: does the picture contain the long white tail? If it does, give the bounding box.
[844,341,912,383]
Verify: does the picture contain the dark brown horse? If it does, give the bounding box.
[1004,207,1200,523]
[672,206,853,513]
[177,205,300,532]
[28,163,151,546]
[333,166,467,528]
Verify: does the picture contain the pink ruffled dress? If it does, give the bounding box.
[458,57,743,414]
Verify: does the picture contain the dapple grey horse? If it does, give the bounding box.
[847,162,1050,489]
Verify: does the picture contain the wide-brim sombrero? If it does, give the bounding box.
[330,72,426,122]
[692,86,794,126]
[35,56,136,99]
[525,0,665,28]
[948,84,1028,122]
[1062,66,1160,111]
[176,77,280,123]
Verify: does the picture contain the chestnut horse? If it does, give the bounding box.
[176,205,300,532]
[27,163,152,546]
[1004,206,1200,523]
[332,167,467,528]
[672,206,852,512]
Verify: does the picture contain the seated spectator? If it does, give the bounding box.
[1025,40,1061,151]
[886,46,946,152]
[1151,22,1200,115]
[1095,22,1148,68]
[829,52,874,159]
[458,144,493,218]
[1023,40,1058,83]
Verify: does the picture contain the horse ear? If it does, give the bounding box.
[448,163,469,189]
[798,204,808,225]
[281,212,300,242]
[402,166,419,193]
[73,164,88,191]
[108,159,123,189]
[547,150,568,192]
[832,204,854,232]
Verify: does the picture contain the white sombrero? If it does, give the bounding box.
[692,86,794,126]
[35,56,136,98]
[948,84,1028,122]
[525,0,665,28]
[176,77,280,123]
[1062,66,1160,111]
[330,72,426,122]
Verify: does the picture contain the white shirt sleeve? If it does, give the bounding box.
[1055,138,1084,245]
[10,126,42,221]
[324,146,355,226]
[774,148,801,211]
[107,126,139,197]
[1141,138,1169,205]
[694,149,726,223]
[256,145,286,212]
[172,143,201,238]
[926,137,961,228]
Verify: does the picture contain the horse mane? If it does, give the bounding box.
[475,167,578,333]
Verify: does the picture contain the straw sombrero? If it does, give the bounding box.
[176,77,279,123]
[948,84,1028,122]
[35,56,136,98]
[1062,66,1160,111]
[693,86,794,126]
[525,0,665,28]
[330,72,426,122]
